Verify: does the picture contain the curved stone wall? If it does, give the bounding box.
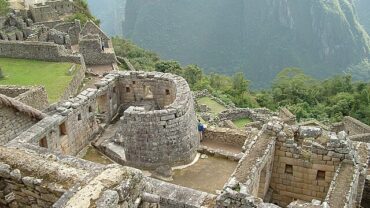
[117,72,199,169]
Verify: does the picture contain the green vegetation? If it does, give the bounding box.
[118,0,370,88]
[112,37,159,71]
[0,58,76,103]
[113,36,370,125]
[68,0,100,25]
[197,97,226,115]
[0,67,4,79]
[0,0,9,16]
[232,118,252,129]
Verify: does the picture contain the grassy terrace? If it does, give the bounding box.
[197,97,227,115]
[232,118,252,129]
[0,58,76,103]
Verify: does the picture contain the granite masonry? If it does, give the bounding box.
[1,1,370,207]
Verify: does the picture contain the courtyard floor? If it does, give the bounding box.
[171,156,237,194]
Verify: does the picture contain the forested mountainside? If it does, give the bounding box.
[87,0,126,36]
[355,0,370,33]
[121,0,370,88]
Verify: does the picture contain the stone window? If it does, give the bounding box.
[133,81,136,84]
[89,106,93,113]
[126,87,130,93]
[166,89,170,95]
[59,122,67,136]
[39,137,48,148]
[113,87,116,93]
[285,164,293,175]
[78,114,82,121]
[317,170,325,180]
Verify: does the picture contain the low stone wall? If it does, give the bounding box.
[0,86,29,98]
[279,107,296,125]
[16,86,49,110]
[343,116,370,136]
[203,127,247,146]
[0,41,81,63]
[349,133,370,143]
[0,85,49,110]
[218,108,275,124]
[0,145,103,208]
[60,61,86,101]
[145,177,216,208]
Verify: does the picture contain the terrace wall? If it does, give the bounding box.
[0,41,82,64]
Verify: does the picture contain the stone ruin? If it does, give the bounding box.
[0,1,117,67]
[1,70,370,207]
[0,1,370,207]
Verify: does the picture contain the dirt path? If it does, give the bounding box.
[327,163,354,208]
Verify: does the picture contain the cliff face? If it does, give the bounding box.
[355,0,370,33]
[121,0,370,87]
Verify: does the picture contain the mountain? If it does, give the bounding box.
[90,0,370,88]
[87,0,126,36]
[355,0,370,33]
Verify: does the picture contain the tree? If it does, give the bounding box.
[154,60,182,75]
[183,65,203,87]
[232,72,249,94]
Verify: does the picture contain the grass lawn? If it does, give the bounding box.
[197,97,226,115]
[232,118,252,129]
[0,58,76,103]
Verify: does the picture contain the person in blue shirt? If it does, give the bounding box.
[198,119,205,141]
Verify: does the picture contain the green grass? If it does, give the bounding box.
[232,118,252,129]
[0,58,76,103]
[197,97,227,115]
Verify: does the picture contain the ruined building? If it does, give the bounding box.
[1,1,370,207]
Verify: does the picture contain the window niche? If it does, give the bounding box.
[317,170,326,180]
[285,164,293,175]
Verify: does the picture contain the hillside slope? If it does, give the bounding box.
[122,0,370,88]
[355,0,370,33]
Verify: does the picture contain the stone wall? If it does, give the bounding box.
[203,127,248,146]
[30,0,75,23]
[16,86,49,110]
[0,145,106,208]
[343,116,370,136]
[0,86,49,110]
[0,86,29,98]
[268,124,355,207]
[114,72,199,169]
[279,107,296,125]
[53,20,81,45]
[8,88,100,156]
[349,133,370,143]
[60,62,86,101]
[79,35,117,65]
[361,177,370,207]
[0,40,81,63]
[0,105,39,145]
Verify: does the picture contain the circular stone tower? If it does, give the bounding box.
[117,71,199,169]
